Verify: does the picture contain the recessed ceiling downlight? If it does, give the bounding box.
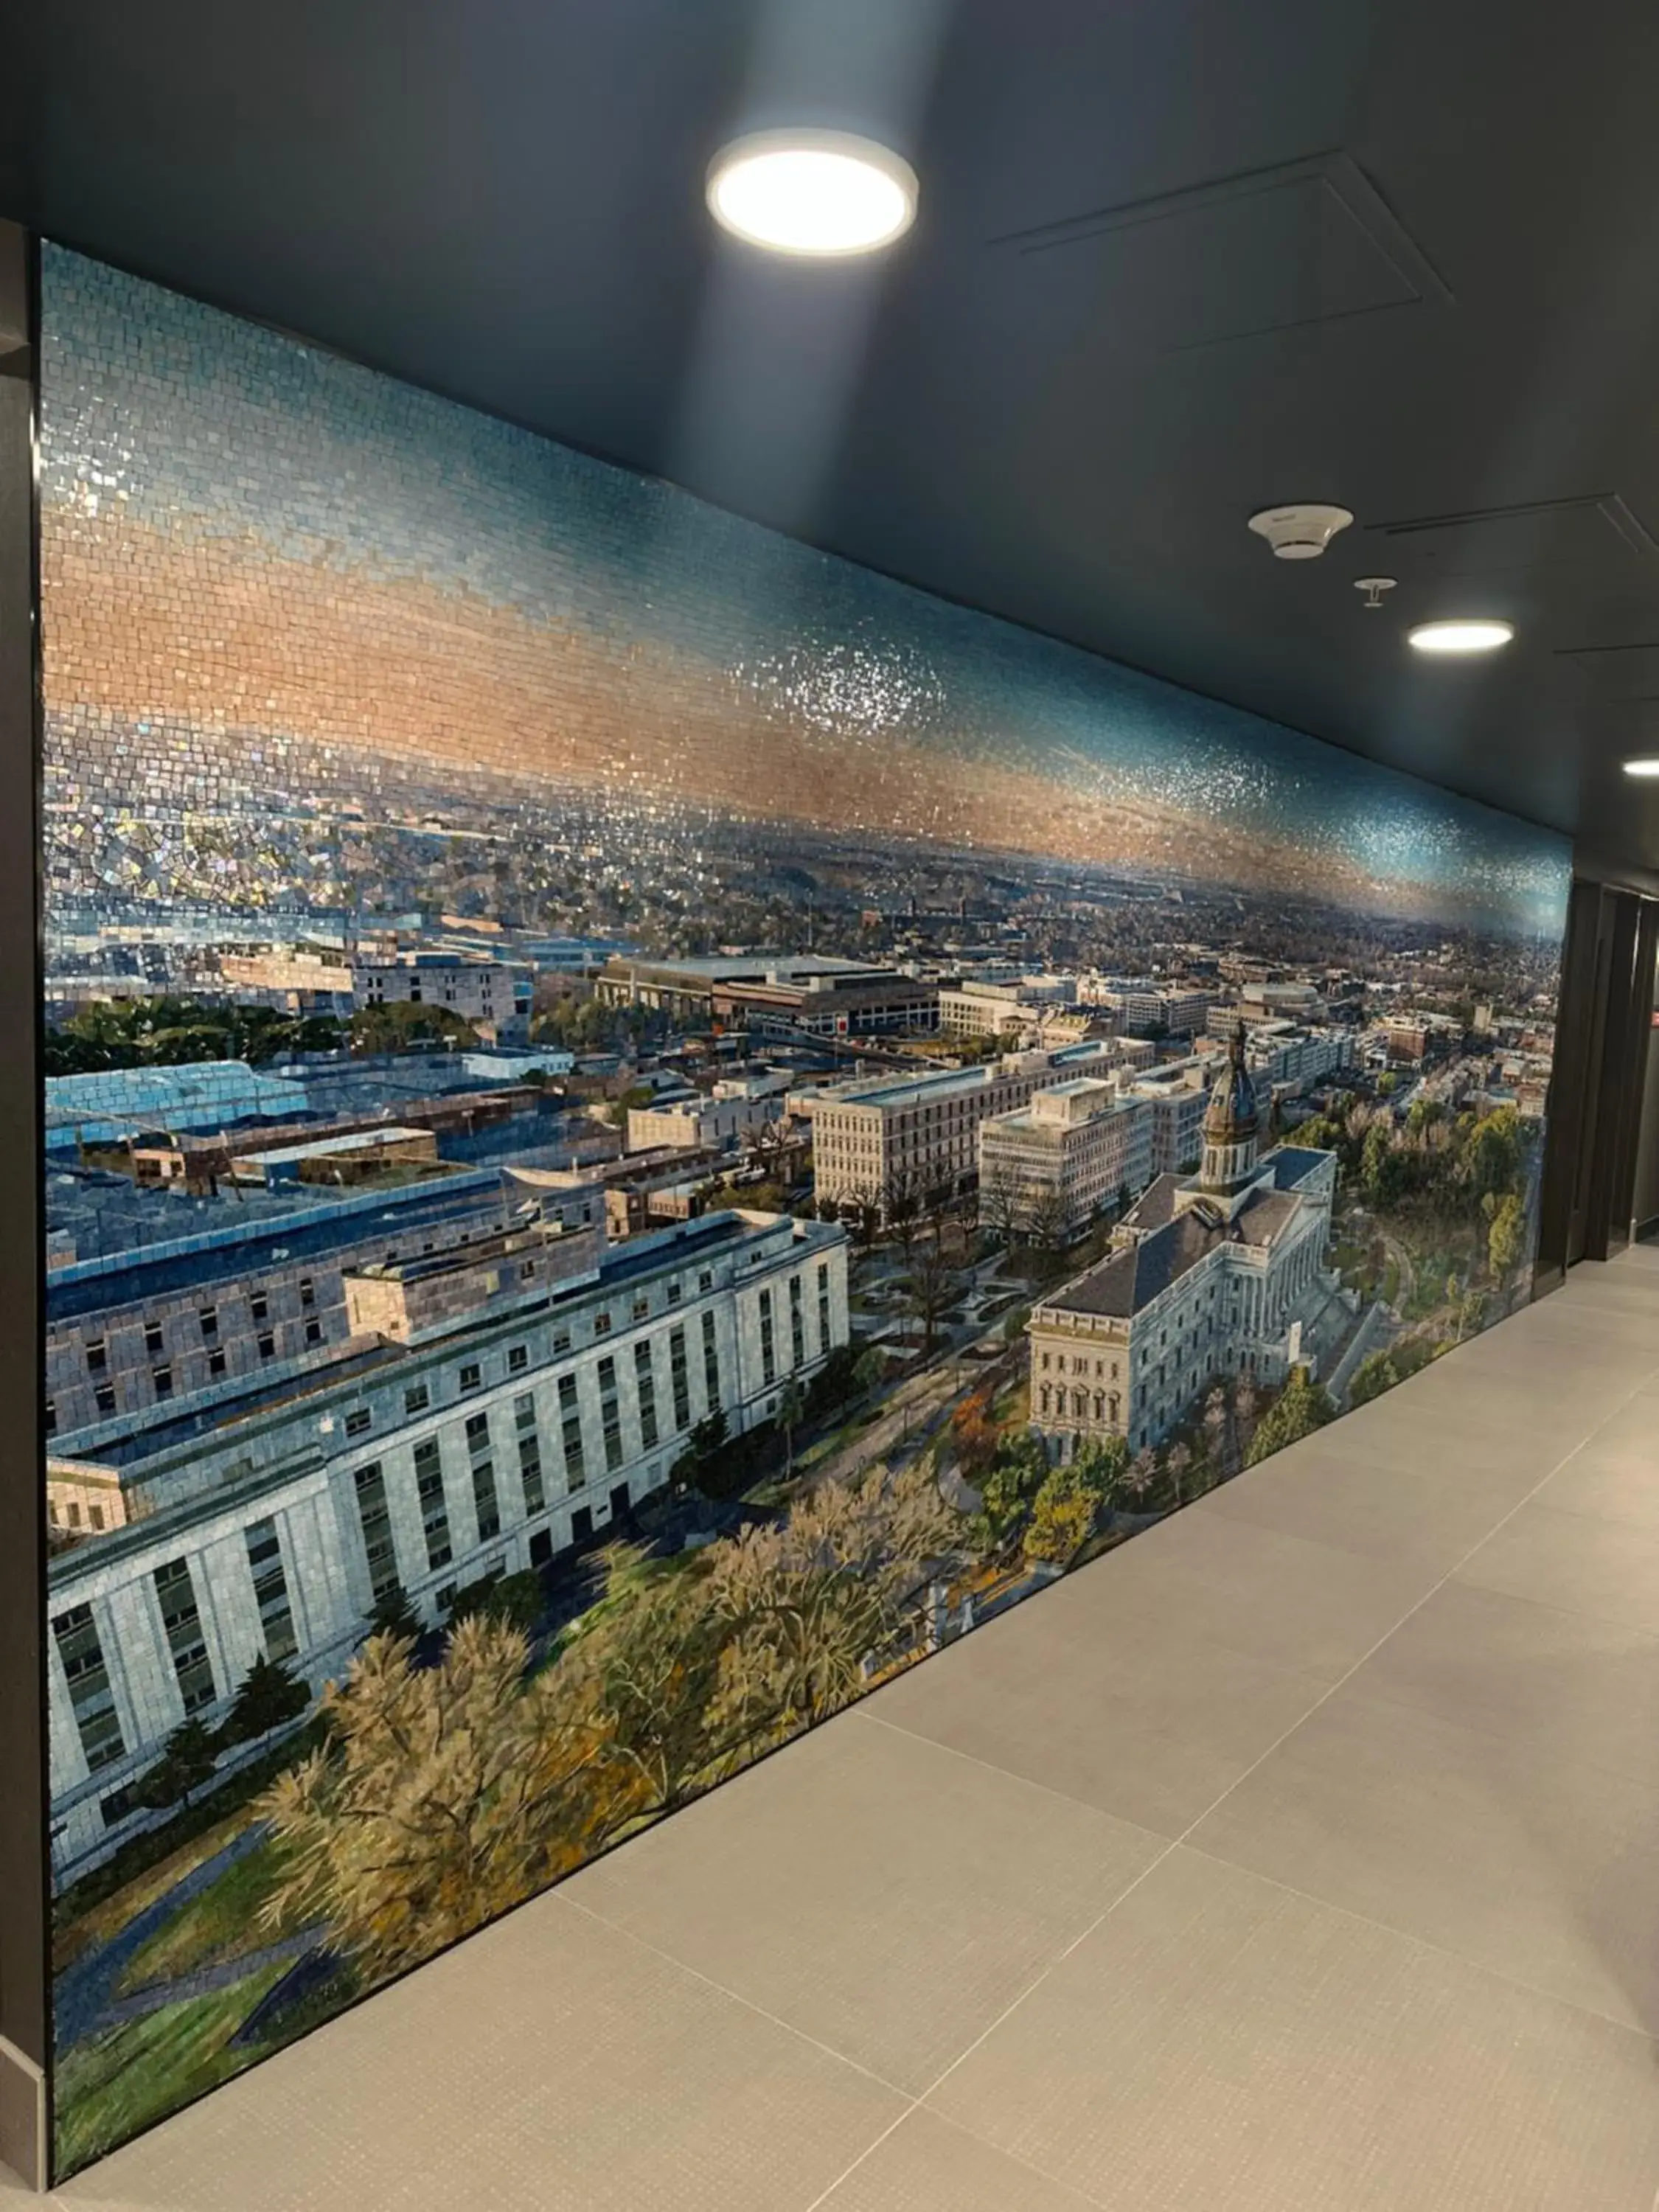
[1622,757,1659,778]
[706,129,919,256]
[1407,619,1515,655]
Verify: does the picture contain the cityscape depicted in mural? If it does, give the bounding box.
[40,243,1571,2175]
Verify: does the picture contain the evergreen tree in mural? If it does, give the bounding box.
[1245,1369,1336,1466]
[136,1720,219,1812]
[220,1655,310,1747]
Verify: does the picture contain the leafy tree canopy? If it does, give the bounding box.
[349,1001,479,1056]
[45,995,345,1076]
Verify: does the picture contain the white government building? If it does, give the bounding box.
[47,1207,849,1878]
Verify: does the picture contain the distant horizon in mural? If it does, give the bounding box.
[40,243,1569,2178]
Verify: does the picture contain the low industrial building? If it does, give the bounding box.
[936,975,1085,1043]
[226,1125,440,1189]
[44,1060,313,1154]
[46,1171,512,1449]
[625,1091,783,1154]
[597,952,937,1037]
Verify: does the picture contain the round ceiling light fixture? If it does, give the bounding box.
[1622,757,1659,778]
[1406,618,1515,655]
[1246,504,1354,560]
[706,129,919,257]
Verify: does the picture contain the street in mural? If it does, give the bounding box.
[38,243,1571,2174]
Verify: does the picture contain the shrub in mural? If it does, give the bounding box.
[38,244,1569,2174]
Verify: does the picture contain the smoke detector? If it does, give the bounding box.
[1246,504,1355,560]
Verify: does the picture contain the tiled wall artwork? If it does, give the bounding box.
[39,243,1571,2175]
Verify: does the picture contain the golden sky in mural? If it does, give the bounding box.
[44,510,1493,919]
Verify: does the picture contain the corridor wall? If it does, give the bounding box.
[32,243,1571,2178]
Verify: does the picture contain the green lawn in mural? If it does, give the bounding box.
[38,242,1568,2177]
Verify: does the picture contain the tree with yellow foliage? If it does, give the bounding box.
[257,1618,641,1981]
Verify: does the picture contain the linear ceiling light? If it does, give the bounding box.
[1406,619,1515,655]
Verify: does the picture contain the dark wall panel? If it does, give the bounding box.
[0,218,48,2191]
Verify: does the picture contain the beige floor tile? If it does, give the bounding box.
[855,1560,1328,1838]
[1049,1505,1434,1680]
[54,1891,905,2212]
[1456,1500,1659,1632]
[1458,1309,1642,1379]
[926,1848,1659,2212]
[815,2109,1100,2212]
[1577,1394,1659,1465]
[1545,1275,1659,1319]
[1196,1443,1537,1573]
[1474,1346,1659,1402]
[1516,1271,1659,1315]
[1188,1689,1659,2032]
[1534,1438,1659,1533]
[1413,1333,1655,1405]
[1279,1403,1570,1485]
[565,1708,1165,2094]
[1332,1380,1603,1461]
[1347,1579,1659,1786]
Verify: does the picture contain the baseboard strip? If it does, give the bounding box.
[0,2037,46,2193]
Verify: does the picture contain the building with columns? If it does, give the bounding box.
[1029,1027,1337,1461]
[46,1207,849,1879]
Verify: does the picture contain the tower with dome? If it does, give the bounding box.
[1028,1023,1343,1462]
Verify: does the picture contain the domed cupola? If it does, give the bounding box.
[1200,1023,1261,1192]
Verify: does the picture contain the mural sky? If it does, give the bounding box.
[42,249,1566,938]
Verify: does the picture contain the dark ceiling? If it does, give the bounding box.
[9,0,1659,878]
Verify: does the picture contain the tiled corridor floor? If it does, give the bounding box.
[15,1250,1659,2210]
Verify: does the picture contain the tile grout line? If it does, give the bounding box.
[797,2104,919,2211]
[863,1346,1659,1838]
[800,1357,1659,2208]
[1175,1840,1659,2046]
[552,1892,917,2101]
[597,1320,1659,2212]
[852,1706,1200,1832]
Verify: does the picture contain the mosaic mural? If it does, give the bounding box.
[39,243,1571,2175]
